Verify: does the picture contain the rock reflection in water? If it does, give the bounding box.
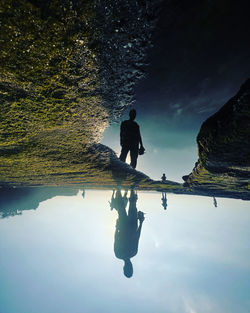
[0,187,79,218]
[110,188,145,278]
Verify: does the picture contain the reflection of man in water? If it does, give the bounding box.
[161,192,167,210]
[112,188,145,278]
[109,189,128,211]
[213,196,217,208]
[119,109,144,169]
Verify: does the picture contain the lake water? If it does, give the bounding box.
[0,188,249,313]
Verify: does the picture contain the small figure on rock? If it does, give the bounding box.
[119,109,145,169]
[161,173,167,183]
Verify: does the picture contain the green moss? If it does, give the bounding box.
[0,0,111,185]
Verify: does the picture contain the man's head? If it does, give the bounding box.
[123,259,133,278]
[129,109,136,121]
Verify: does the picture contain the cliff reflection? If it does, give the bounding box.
[110,188,145,278]
[0,187,79,218]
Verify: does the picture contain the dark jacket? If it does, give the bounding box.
[120,120,141,147]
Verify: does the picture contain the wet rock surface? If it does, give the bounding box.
[184,79,250,199]
[0,0,159,186]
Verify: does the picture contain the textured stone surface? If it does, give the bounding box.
[184,79,250,198]
[0,0,159,186]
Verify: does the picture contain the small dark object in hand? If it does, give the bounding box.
[137,211,145,222]
[138,147,145,155]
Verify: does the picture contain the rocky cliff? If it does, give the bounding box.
[0,0,159,186]
[184,79,250,198]
[1,1,249,199]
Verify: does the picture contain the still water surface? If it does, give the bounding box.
[0,189,249,313]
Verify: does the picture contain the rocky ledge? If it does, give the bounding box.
[183,79,250,200]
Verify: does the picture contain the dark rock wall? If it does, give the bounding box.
[186,79,250,195]
[92,0,159,120]
[197,79,250,169]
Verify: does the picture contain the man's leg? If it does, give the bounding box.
[119,146,129,162]
[130,146,139,169]
[128,190,138,230]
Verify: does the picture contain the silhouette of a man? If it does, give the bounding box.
[109,188,128,211]
[161,192,167,210]
[119,109,144,169]
[112,189,145,278]
[161,173,167,182]
[213,196,217,208]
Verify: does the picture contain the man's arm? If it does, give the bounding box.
[120,122,124,146]
[136,214,144,241]
[138,126,144,148]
